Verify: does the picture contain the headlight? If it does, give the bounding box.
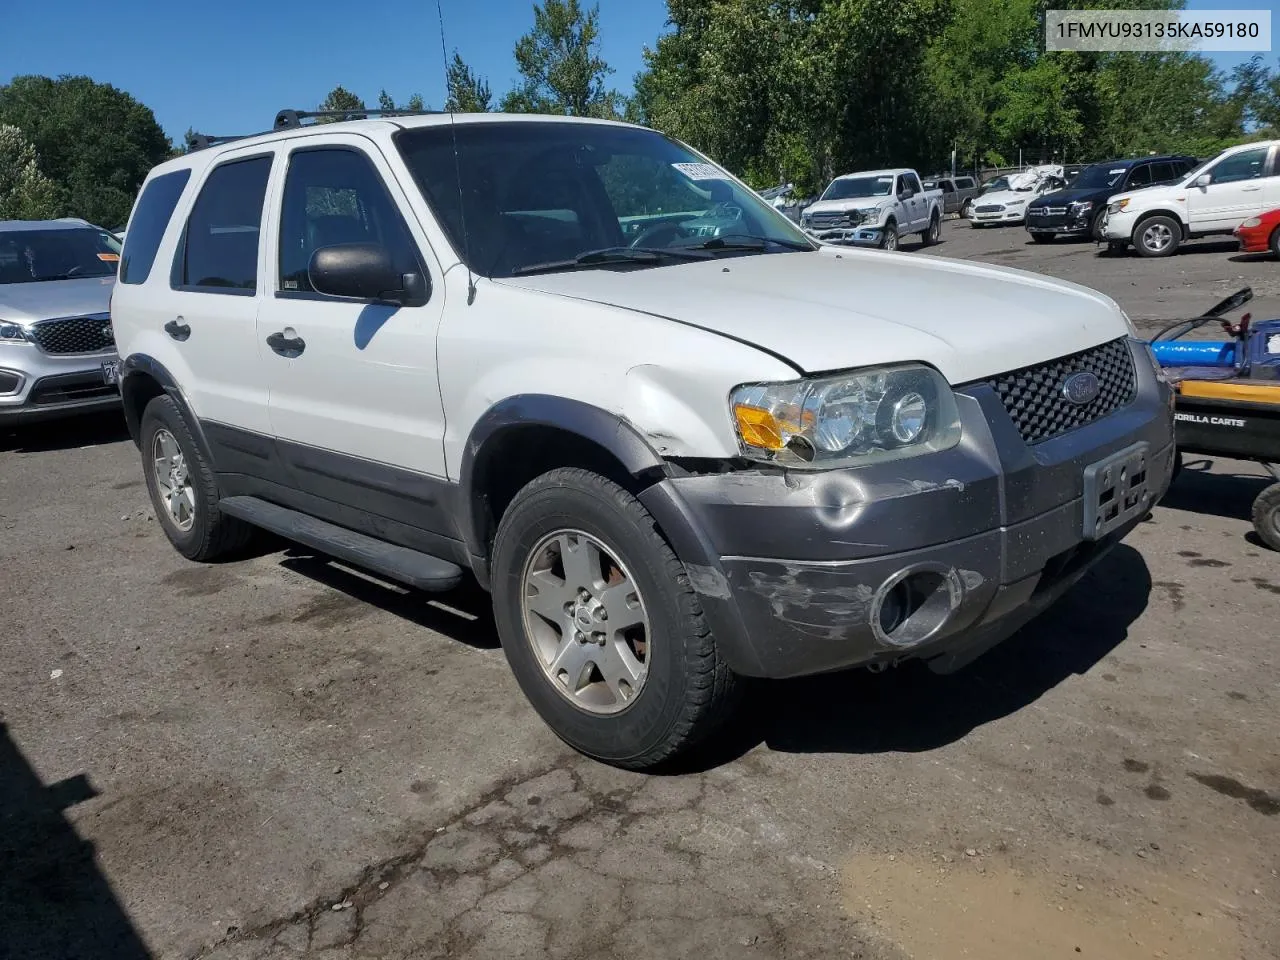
[1007,199,1026,206]
[0,321,29,343]
[730,364,962,468]
[1069,200,1094,214]
[1240,216,1262,228]
[1108,199,1130,214]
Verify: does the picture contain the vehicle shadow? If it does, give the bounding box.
[1227,251,1275,264]
[0,722,150,960]
[1162,458,1271,522]
[277,548,501,651]
[685,542,1151,768]
[0,411,129,454]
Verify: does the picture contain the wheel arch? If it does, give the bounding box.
[458,396,672,584]
[119,354,213,464]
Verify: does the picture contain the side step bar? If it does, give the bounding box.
[218,496,464,592]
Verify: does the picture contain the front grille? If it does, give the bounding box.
[28,372,117,406]
[808,212,852,229]
[987,337,1136,444]
[975,204,1003,213]
[1040,206,1068,216]
[29,315,114,355]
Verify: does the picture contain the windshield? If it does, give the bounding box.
[394,122,812,278]
[0,227,121,284]
[1071,163,1131,189]
[820,176,894,201]
[981,177,1008,194]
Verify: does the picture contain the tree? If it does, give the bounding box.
[0,75,170,226]
[0,124,60,220]
[500,0,623,117]
[377,89,428,114]
[317,85,366,122]
[446,53,492,112]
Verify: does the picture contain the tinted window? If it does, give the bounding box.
[278,149,422,294]
[903,173,923,193]
[1126,164,1155,188]
[1211,147,1269,184]
[956,177,975,189]
[0,228,121,284]
[1147,162,1175,184]
[120,169,190,285]
[174,157,271,292]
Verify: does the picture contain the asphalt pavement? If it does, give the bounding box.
[2,222,1277,960]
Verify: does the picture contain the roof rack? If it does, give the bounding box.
[187,107,445,152]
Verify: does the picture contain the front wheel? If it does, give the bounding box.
[490,468,740,769]
[961,199,973,219]
[880,219,898,251]
[1269,226,1280,258]
[1252,482,1280,551]
[1134,215,1181,257]
[920,213,941,246]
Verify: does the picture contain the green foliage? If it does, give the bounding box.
[317,85,366,122]
[446,53,493,112]
[0,124,60,220]
[500,0,624,118]
[0,75,170,226]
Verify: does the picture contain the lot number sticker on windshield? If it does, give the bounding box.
[672,162,728,181]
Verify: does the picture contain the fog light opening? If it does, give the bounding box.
[871,566,963,649]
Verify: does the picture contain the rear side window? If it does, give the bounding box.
[956,177,975,189]
[277,148,421,294]
[173,156,272,294]
[120,169,191,285]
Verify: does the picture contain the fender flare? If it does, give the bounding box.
[458,395,669,565]
[119,354,213,463]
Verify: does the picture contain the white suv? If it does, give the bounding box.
[1100,140,1280,256]
[112,110,1175,769]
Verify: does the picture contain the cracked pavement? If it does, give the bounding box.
[3,224,1279,960]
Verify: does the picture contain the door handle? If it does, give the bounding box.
[266,330,306,358]
[1242,186,1262,192]
[164,318,191,342]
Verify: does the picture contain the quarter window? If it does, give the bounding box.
[173,156,272,293]
[278,148,422,295]
[121,169,190,285]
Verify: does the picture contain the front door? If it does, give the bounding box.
[257,135,450,526]
[1186,145,1273,231]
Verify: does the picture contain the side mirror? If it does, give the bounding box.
[899,189,914,200]
[1195,173,1212,188]
[308,243,426,306]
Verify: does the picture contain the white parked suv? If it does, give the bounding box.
[800,169,943,250]
[112,110,1175,769]
[1100,140,1280,256]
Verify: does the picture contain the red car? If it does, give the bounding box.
[1234,207,1280,255]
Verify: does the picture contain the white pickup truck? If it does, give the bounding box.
[800,168,943,250]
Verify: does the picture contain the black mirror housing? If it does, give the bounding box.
[308,243,426,306]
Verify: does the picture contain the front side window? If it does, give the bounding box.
[903,173,923,194]
[1209,147,1269,185]
[278,148,422,294]
[0,227,121,285]
[1126,164,1155,189]
[396,122,811,278]
[121,169,190,285]
[174,156,271,293]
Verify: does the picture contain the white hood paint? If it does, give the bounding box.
[498,248,1128,384]
[977,188,1036,208]
[802,196,890,216]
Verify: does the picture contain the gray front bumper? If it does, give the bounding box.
[645,340,1175,679]
[802,225,883,247]
[0,341,120,424]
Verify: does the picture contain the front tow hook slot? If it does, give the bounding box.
[871,564,964,649]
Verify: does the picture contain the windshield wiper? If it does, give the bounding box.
[683,234,815,252]
[509,246,711,277]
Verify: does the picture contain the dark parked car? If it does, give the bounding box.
[1025,155,1198,242]
[922,176,980,217]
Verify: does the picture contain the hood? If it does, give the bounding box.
[497,248,1127,384]
[0,276,115,323]
[1108,181,1182,209]
[978,189,1037,207]
[803,197,890,216]
[1007,165,1064,190]
[1029,186,1107,207]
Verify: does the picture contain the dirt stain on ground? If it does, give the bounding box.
[1123,759,1150,774]
[1152,581,1185,611]
[841,852,1244,960]
[1189,772,1280,816]
[1188,558,1230,568]
[161,567,234,597]
[1250,578,1280,596]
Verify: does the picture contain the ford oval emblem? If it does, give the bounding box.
[1061,371,1100,405]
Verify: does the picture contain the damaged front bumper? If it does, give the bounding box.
[802,224,884,247]
[639,340,1174,679]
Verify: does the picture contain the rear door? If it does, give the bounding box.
[258,133,450,519]
[1186,145,1273,230]
[150,146,276,435]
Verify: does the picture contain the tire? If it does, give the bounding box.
[1133,215,1181,257]
[1269,226,1280,258]
[880,218,898,251]
[1030,233,1054,244]
[961,199,973,219]
[1089,209,1106,241]
[1251,482,1280,552]
[1170,448,1184,486]
[140,394,253,561]
[490,467,740,769]
[920,212,941,246]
